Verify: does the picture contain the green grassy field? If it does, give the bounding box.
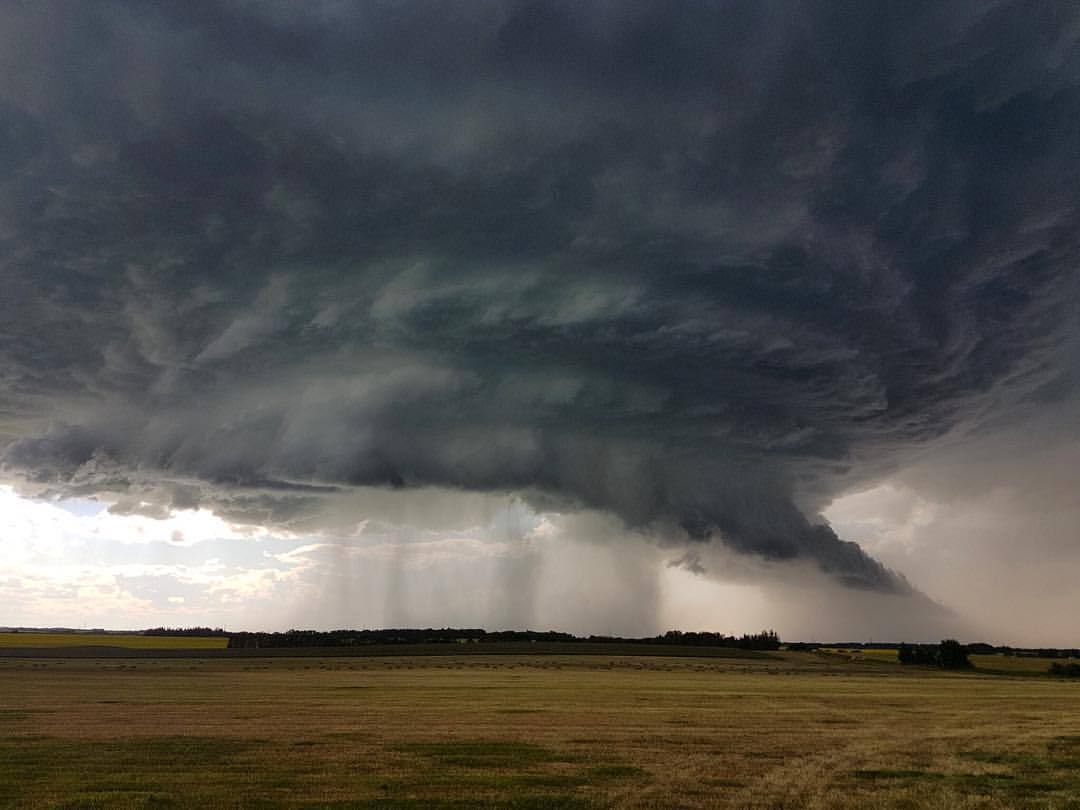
[3,650,1080,809]
[0,632,229,650]
[969,654,1080,675]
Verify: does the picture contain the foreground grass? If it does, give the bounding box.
[2,652,1080,808]
[0,632,228,650]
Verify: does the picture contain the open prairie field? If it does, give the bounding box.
[808,649,1077,677]
[3,651,1080,809]
[0,632,228,650]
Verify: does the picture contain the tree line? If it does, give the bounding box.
[897,639,971,669]
[144,626,229,636]
[223,627,782,650]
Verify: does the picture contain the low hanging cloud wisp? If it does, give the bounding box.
[1,2,1079,600]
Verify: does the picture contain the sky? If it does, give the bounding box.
[1,1,1079,644]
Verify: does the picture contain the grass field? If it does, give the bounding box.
[814,648,1080,676]
[0,632,229,650]
[3,650,1080,808]
[969,654,1080,675]
[816,647,899,663]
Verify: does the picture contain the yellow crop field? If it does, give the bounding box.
[0,632,228,649]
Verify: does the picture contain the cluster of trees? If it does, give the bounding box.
[898,639,971,669]
[144,626,228,636]
[225,627,781,650]
[652,630,781,650]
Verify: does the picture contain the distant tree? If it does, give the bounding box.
[144,626,228,637]
[897,643,936,666]
[938,639,972,669]
[654,629,780,650]
[897,640,970,668]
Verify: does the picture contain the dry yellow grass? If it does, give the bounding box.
[0,631,228,649]
[2,651,1080,808]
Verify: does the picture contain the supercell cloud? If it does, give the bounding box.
[1,2,1079,599]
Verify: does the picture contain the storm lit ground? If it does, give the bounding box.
[4,649,1080,809]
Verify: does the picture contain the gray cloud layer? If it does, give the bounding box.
[2,1,1079,594]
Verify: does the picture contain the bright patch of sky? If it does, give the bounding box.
[6,476,1075,645]
[0,485,776,637]
[55,498,108,518]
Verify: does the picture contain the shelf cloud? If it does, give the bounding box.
[1,1,1078,600]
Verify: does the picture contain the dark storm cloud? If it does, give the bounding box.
[2,1,1079,593]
